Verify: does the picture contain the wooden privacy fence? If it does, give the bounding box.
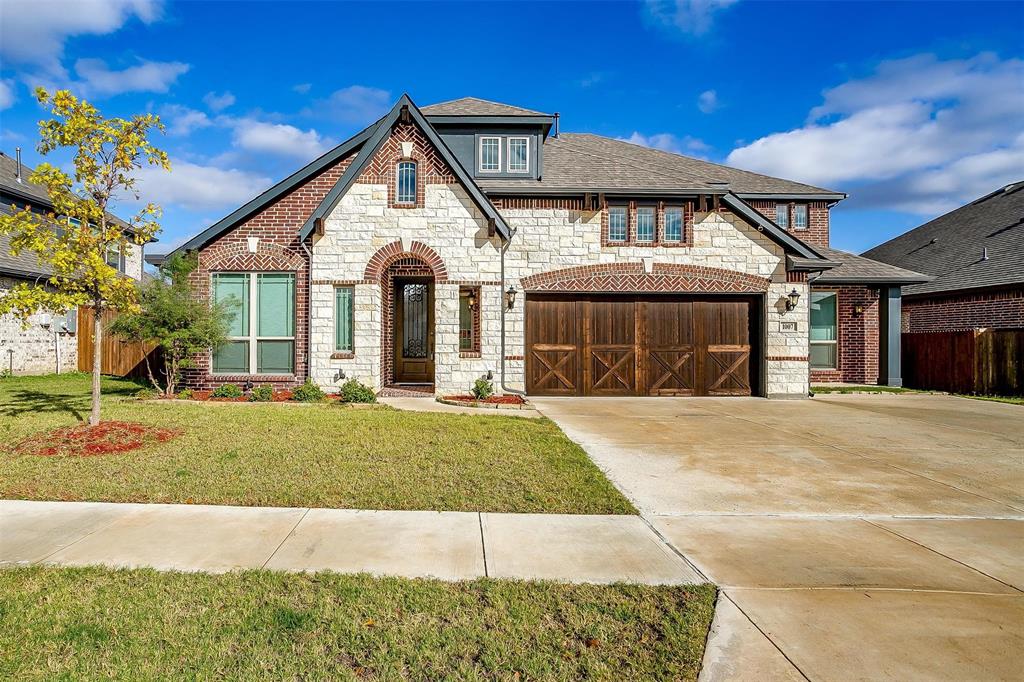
[77,306,160,379]
[902,328,1023,395]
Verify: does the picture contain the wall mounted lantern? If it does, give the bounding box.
[467,289,478,310]
[785,288,801,312]
[505,285,518,311]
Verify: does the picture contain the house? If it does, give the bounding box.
[167,95,925,397]
[0,149,146,375]
[863,182,1024,333]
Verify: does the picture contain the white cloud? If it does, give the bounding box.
[0,0,161,74]
[231,119,332,159]
[73,57,189,96]
[0,79,16,110]
[621,132,711,157]
[643,0,740,37]
[130,158,271,212]
[202,90,235,112]
[161,104,211,136]
[726,53,1024,214]
[306,85,391,123]
[697,89,719,114]
[292,82,312,94]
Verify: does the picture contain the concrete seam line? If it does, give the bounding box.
[637,514,710,583]
[722,586,1019,596]
[721,590,812,682]
[32,505,139,565]
[261,507,311,570]
[478,512,489,578]
[863,519,1024,596]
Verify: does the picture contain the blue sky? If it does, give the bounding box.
[0,0,1021,255]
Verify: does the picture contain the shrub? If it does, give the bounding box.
[249,385,274,402]
[212,383,243,399]
[471,377,494,401]
[176,388,194,400]
[292,379,325,403]
[340,378,376,403]
[134,387,158,400]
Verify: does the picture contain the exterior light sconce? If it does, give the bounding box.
[467,290,478,310]
[854,304,864,316]
[505,285,518,311]
[785,288,801,312]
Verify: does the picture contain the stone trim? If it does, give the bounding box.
[521,263,771,293]
[364,240,449,282]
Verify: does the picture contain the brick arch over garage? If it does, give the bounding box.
[521,263,770,293]
[364,240,448,282]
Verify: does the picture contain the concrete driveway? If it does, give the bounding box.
[533,393,1024,681]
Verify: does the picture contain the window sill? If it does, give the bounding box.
[460,351,482,359]
[331,352,355,360]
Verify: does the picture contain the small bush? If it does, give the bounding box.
[292,379,325,403]
[212,383,243,399]
[249,385,274,402]
[134,388,159,400]
[176,388,194,400]
[0,368,12,380]
[471,378,494,401]
[340,378,376,403]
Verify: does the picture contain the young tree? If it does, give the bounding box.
[110,253,233,397]
[0,88,168,425]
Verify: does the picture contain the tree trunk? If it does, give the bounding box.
[90,304,103,426]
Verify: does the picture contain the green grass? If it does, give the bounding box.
[0,373,634,514]
[811,384,914,394]
[0,566,716,681]
[956,394,1024,406]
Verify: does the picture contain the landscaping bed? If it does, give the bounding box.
[12,421,180,458]
[438,393,534,410]
[0,566,716,681]
[0,373,634,514]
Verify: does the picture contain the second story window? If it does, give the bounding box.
[775,204,789,229]
[507,137,529,173]
[636,206,655,242]
[479,137,501,173]
[793,204,808,230]
[396,161,416,205]
[664,207,683,242]
[608,206,627,242]
[105,245,124,272]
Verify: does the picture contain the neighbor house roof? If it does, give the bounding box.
[476,133,846,199]
[862,182,1024,297]
[421,97,551,117]
[812,246,931,285]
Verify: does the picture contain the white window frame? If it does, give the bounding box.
[635,206,655,243]
[478,136,501,173]
[793,204,808,230]
[775,203,789,229]
[607,206,628,242]
[396,161,416,205]
[809,291,838,370]
[105,244,124,272]
[506,136,529,173]
[211,272,296,376]
[663,206,684,242]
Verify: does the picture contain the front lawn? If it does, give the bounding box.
[812,384,914,394]
[0,374,634,514]
[0,567,716,681]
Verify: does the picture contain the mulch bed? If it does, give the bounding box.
[13,421,182,458]
[184,391,345,403]
[443,395,528,405]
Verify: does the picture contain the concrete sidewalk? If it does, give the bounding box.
[0,499,703,584]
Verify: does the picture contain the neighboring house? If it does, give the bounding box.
[0,149,146,375]
[166,95,924,397]
[863,182,1024,333]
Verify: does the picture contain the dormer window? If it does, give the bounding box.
[396,161,416,205]
[479,137,501,173]
[507,137,529,173]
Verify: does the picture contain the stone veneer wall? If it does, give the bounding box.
[312,183,811,398]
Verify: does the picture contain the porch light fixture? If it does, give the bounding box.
[467,289,478,310]
[785,288,801,312]
[505,285,518,311]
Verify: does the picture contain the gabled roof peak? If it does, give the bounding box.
[421,96,551,118]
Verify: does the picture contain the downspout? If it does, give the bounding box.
[300,239,313,385]
[499,228,525,396]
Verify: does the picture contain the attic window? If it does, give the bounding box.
[479,137,500,173]
[396,161,416,204]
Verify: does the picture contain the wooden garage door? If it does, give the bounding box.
[526,295,757,397]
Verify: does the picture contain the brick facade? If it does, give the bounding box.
[809,285,880,384]
[748,200,830,248]
[902,286,1024,332]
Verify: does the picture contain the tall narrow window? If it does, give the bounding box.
[335,286,354,352]
[396,161,416,205]
[607,206,628,242]
[459,286,480,353]
[775,204,789,229]
[636,206,655,242]
[664,207,683,242]
[793,204,808,230]
[479,137,500,172]
[507,137,529,173]
[810,291,838,370]
[212,272,295,374]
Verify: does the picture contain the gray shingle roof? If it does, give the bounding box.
[813,246,931,285]
[478,133,844,197]
[421,97,551,117]
[862,182,1024,297]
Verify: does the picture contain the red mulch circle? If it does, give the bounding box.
[444,394,527,405]
[13,421,182,458]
